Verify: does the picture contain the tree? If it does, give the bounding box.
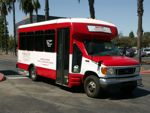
[0,0,12,54]
[0,16,5,51]
[45,0,49,20]
[113,37,136,47]
[33,0,41,22]
[8,35,15,52]
[142,32,150,47]
[143,32,150,38]
[18,0,34,23]
[18,0,41,23]
[78,0,95,19]
[129,31,135,38]
[12,0,16,55]
[137,0,144,63]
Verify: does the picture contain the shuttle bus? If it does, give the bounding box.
[17,18,142,98]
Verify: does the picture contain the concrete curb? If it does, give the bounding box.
[0,73,6,81]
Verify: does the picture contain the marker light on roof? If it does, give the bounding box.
[87,25,112,33]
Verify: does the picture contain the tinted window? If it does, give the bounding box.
[26,32,34,51]
[19,33,27,50]
[35,31,44,51]
[19,29,55,52]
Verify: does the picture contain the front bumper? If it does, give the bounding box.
[99,75,142,88]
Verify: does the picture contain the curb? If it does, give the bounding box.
[0,73,6,81]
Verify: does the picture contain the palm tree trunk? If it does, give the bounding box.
[13,0,16,56]
[36,9,38,22]
[45,0,49,20]
[4,16,8,55]
[137,0,144,63]
[88,0,95,19]
[29,11,33,23]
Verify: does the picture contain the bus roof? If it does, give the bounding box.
[18,18,116,29]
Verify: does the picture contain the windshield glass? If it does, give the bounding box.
[84,40,121,56]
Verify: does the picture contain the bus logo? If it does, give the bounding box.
[46,40,53,47]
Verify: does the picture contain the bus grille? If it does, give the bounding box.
[115,68,136,75]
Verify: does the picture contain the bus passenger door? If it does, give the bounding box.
[56,28,70,86]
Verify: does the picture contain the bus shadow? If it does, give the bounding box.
[0,70,20,76]
[37,77,150,100]
[102,87,150,100]
[39,76,85,93]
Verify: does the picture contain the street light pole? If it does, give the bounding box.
[137,0,144,63]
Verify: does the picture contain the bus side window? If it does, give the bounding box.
[19,33,27,50]
[26,32,34,51]
[35,31,44,51]
[72,44,82,73]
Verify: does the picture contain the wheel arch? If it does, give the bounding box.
[83,71,99,83]
[28,63,35,71]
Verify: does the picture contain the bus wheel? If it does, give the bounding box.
[29,66,38,81]
[84,76,101,98]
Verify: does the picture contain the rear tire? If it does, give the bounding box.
[84,75,101,98]
[29,66,38,81]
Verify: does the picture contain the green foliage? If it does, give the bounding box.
[0,16,5,50]
[0,0,12,16]
[8,35,15,51]
[18,0,41,23]
[143,32,150,38]
[142,32,150,47]
[113,32,150,48]
[113,37,136,47]
[129,31,135,38]
[33,0,40,14]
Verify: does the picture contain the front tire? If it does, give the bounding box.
[84,76,101,98]
[29,66,38,81]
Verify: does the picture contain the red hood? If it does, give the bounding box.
[91,56,139,66]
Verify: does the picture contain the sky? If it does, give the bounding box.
[7,0,150,36]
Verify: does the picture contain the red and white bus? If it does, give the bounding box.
[17,18,142,97]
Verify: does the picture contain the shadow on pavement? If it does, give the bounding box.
[106,87,150,100]
[38,77,150,100]
[0,70,20,76]
[2,71,149,100]
[38,76,84,93]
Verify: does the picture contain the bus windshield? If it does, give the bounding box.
[84,40,121,56]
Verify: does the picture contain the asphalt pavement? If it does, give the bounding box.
[0,53,150,113]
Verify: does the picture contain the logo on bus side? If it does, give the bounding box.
[46,40,53,47]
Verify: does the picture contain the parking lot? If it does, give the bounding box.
[0,54,150,113]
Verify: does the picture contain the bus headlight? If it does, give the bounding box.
[101,67,114,76]
[107,67,114,75]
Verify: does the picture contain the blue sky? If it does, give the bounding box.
[7,0,150,36]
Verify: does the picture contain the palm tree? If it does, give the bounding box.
[45,0,49,20]
[33,0,41,22]
[0,0,12,54]
[18,0,41,23]
[12,0,16,55]
[137,0,144,63]
[78,0,95,19]
[18,0,34,23]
